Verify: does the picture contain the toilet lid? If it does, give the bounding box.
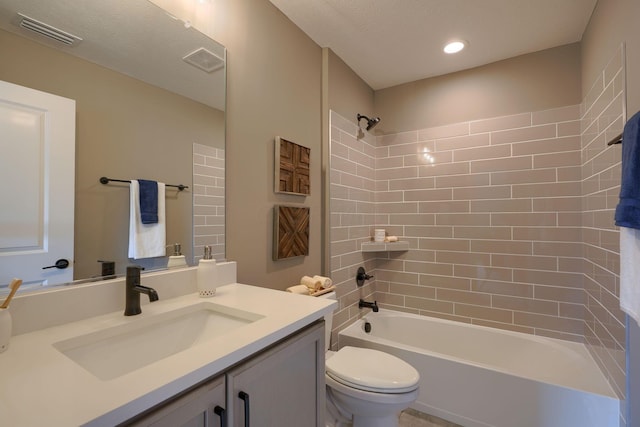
[326,346,419,393]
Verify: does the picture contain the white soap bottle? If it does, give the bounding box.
[167,243,187,269]
[197,246,217,297]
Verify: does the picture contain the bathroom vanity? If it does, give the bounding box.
[128,322,323,426]
[0,267,336,426]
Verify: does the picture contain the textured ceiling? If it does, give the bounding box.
[269,0,598,90]
[0,0,226,110]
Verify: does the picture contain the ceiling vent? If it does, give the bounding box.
[17,13,83,46]
[182,47,224,73]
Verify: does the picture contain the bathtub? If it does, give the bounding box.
[338,309,619,427]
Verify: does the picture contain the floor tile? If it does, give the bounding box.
[399,409,463,427]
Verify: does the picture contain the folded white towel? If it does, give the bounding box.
[286,284,310,295]
[312,275,333,289]
[620,227,640,326]
[301,275,322,291]
[128,180,166,259]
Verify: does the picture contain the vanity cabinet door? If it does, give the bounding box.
[227,321,325,427]
[127,375,227,427]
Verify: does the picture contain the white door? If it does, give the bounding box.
[0,80,75,290]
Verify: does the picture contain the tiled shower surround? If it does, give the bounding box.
[329,48,625,398]
[193,143,226,261]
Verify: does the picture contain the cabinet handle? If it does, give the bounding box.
[238,391,250,427]
[213,405,226,427]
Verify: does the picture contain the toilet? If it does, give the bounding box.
[321,292,419,427]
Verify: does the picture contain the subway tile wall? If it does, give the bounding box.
[329,113,379,349]
[193,143,225,261]
[328,47,625,396]
[581,46,625,399]
[332,104,586,339]
[371,104,587,340]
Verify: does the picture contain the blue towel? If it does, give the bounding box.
[615,111,640,229]
[138,179,158,224]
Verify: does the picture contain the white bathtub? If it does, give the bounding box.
[338,309,619,427]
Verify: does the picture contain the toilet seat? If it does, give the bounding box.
[326,346,419,394]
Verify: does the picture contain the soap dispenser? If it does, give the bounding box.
[197,246,217,297]
[167,243,187,269]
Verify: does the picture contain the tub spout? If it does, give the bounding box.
[359,299,379,312]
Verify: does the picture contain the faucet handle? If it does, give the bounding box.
[98,260,115,277]
[356,267,374,287]
[126,265,144,281]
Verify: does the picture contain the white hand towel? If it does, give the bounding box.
[286,284,310,295]
[620,226,640,327]
[128,180,166,259]
[312,275,333,289]
[301,275,322,291]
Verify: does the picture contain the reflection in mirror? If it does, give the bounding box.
[0,0,225,292]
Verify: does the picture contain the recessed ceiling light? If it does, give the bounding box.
[443,40,466,54]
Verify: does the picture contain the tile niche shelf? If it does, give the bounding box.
[361,241,410,252]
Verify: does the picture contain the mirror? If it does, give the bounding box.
[0,0,225,290]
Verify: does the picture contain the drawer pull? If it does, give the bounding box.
[213,405,226,427]
[238,391,250,427]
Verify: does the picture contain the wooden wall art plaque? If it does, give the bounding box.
[273,205,310,260]
[275,136,310,195]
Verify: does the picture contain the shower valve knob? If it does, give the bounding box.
[356,267,373,287]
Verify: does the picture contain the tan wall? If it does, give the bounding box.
[374,43,582,134]
[209,0,323,288]
[327,49,375,123]
[322,48,375,273]
[0,29,223,279]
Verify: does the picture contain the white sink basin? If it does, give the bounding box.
[53,302,264,380]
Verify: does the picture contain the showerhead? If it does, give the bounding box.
[366,117,380,130]
[357,113,381,131]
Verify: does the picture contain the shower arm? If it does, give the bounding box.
[357,114,370,126]
[357,113,380,131]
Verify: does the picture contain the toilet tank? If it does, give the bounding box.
[318,291,337,351]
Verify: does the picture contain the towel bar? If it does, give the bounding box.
[99,176,188,191]
[607,132,623,146]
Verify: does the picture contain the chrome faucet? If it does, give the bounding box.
[359,299,379,312]
[124,266,159,316]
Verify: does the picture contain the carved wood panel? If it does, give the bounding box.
[273,205,309,260]
[276,137,310,195]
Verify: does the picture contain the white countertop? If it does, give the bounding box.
[0,283,336,426]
